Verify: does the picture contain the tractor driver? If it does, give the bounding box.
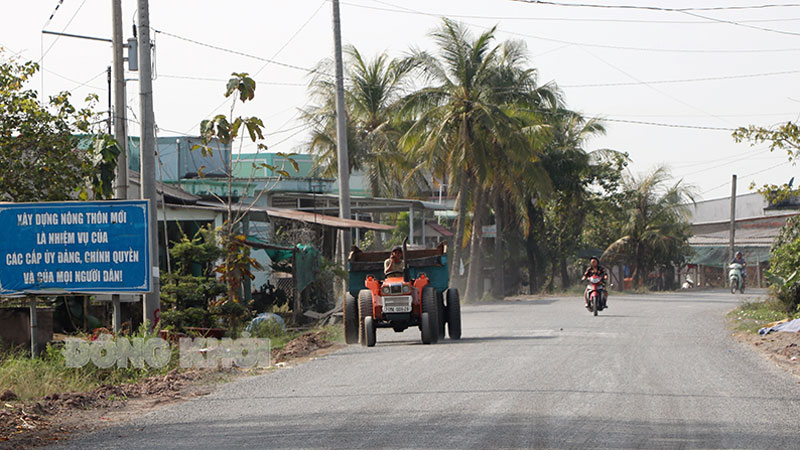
[384,246,404,277]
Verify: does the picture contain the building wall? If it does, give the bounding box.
[687,192,770,223]
[129,136,232,181]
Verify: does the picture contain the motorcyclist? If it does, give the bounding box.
[581,256,609,309]
[384,246,404,277]
[730,251,747,287]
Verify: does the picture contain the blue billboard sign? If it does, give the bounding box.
[0,200,151,295]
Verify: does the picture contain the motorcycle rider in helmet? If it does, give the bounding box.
[730,251,747,288]
[581,256,609,309]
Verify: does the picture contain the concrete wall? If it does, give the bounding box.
[0,307,53,351]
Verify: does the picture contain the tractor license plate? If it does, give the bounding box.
[383,305,412,313]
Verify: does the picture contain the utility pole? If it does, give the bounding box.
[112,0,128,200]
[137,0,160,329]
[729,174,737,262]
[332,0,352,269]
[111,0,128,333]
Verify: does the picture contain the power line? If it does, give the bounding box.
[596,117,735,131]
[679,10,800,37]
[579,47,736,127]
[152,28,320,75]
[43,67,106,91]
[359,0,800,54]
[252,0,327,78]
[700,161,792,195]
[164,1,329,136]
[158,73,305,86]
[561,69,800,88]
[509,1,800,12]
[39,0,88,62]
[346,1,800,24]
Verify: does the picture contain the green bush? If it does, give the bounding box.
[767,216,800,315]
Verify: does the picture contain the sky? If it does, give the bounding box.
[1,0,799,201]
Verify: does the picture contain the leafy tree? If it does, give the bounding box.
[0,54,119,202]
[602,167,694,288]
[732,122,798,203]
[160,226,226,330]
[193,73,296,327]
[765,216,800,315]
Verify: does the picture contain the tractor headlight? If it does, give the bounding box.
[382,286,390,295]
[402,284,411,294]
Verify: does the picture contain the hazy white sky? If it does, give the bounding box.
[2,0,799,201]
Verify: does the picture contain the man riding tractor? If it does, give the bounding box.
[343,241,461,347]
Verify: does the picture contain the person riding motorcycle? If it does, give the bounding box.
[730,251,747,287]
[581,256,609,309]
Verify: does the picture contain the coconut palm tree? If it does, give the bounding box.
[400,19,555,300]
[602,166,694,288]
[302,46,418,197]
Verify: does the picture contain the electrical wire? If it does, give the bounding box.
[578,47,736,127]
[679,10,800,38]
[39,0,88,62]
[360,0,800,54]
[700,161,792,195]
[597,117,735,131]
[346,0,800,24]
[509,1,800,12]
[158,74,305,86]
[151,28,318,75]
[560,69,800,88]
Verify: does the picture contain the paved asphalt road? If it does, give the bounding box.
[54,289,800,449]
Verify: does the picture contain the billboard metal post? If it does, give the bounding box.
[29,296,37,357]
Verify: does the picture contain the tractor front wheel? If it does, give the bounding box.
[344,294,359,344]
[421,286,439,343]
[364,316,376,347]
[358,289,373,346]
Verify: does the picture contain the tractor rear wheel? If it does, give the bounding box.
[358,289,373,346]
[446,288,462,340]
[436,291,446,338]
[421,286,439,343]
[364,316,376,347]
[344,294,359,344]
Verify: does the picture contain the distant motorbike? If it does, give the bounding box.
[585,275,607,316]
[728,263,745,294]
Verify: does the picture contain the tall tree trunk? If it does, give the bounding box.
[525,200,542,294]
[634,241,644,288]
[450,181,468,290]
[560,256,570,289]
[464,186,487,302]
[492,191,504,299]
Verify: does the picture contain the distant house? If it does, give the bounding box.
[685,192,798,287]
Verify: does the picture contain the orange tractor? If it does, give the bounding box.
[343,242,461,347]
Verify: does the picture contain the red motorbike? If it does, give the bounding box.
[585,275,607,316]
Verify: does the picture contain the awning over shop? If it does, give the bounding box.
[687,246,771,268]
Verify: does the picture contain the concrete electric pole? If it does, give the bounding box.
[331,0,352,268]
[137,0,160,329]
[729,174,737,262]
[111,0,129,333]
[112,0,128,200]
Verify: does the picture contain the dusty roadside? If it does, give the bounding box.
[0,330,344,449]
[733,330,800,380]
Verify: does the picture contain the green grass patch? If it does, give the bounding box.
[0,328,179,403]
[728,298,792,334]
